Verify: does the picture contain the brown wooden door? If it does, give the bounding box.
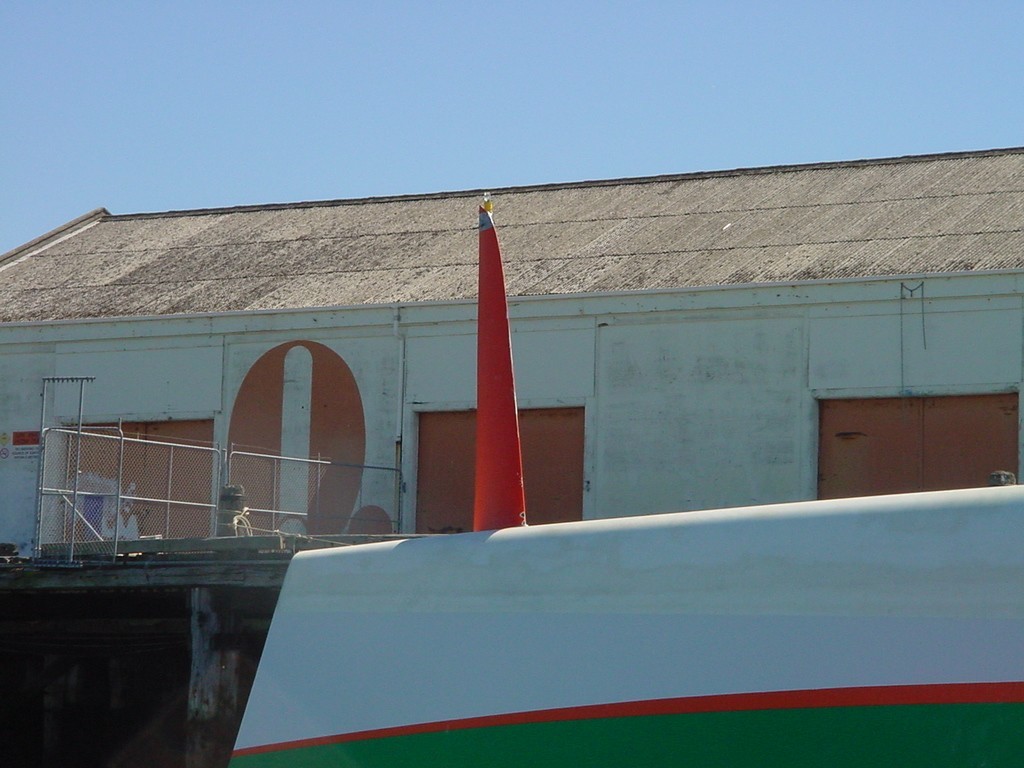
[416,407,585,533]
[818,394,1018,499]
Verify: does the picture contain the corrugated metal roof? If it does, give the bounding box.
[4,147,1024,322]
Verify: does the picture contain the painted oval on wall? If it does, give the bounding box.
[228,340,365,534]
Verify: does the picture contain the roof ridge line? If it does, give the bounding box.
[0,208,110,264]
[104,146,1024,222]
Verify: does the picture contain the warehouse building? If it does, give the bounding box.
[1,147,1023,554]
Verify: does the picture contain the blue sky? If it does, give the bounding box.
[2,1,1023,255]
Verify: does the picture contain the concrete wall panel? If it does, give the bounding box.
[53,344,223,421]
[809,313,900,390]
[594,316,806,519]
[0,351,53,550]
[810,302,1022,392]
[404,327,595,407]
[3,274,1024,549]
[404,333,475,406]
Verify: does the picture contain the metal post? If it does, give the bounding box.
[272,460,279,533]
[210,448,227,537]
[37,377,94,561]
[165,445,175,538]
[393,440,403,534]
[34,384,50,559]
[113,420,126,562]
[67,380,88,562]
[315,452,323,520]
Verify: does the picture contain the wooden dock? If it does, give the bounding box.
[0,534,414,768]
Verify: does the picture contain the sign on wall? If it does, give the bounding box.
[0,430,41,460]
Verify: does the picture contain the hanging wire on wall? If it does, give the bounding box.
[899,281,928,392]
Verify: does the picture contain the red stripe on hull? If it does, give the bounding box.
[233,680,1024,758]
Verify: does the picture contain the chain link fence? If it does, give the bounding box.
[34,429,403,561]
[36,428,220,561]
[226,450,401,537]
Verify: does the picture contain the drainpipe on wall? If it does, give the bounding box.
[393,305,407,532]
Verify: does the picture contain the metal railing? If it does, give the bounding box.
[35,427,220,561]
[226,449,401,536]
[34,428,403,561]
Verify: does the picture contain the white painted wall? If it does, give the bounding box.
[280,346,314,515]
[810,296,1023,393]
[403,319,595,408]
[593,314,807,517]
[1,273,1023,551]
[52,342,223,421]
[0,350,53,551]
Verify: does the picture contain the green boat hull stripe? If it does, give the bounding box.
[230,700,1024,767]
[232,681,1024,762]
